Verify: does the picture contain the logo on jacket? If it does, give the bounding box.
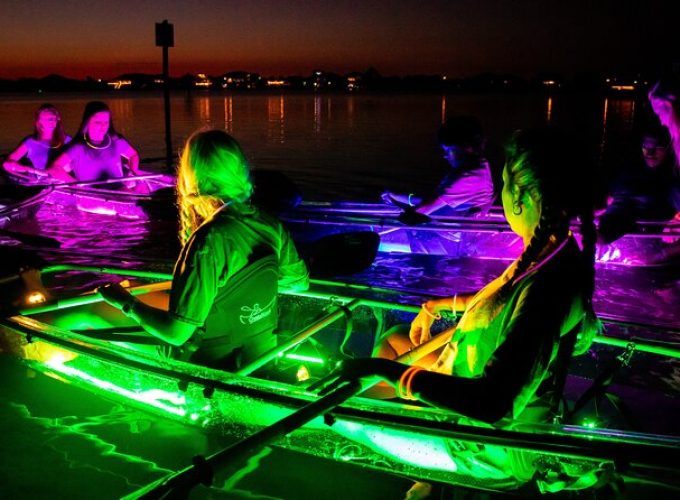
[239,298,275,325]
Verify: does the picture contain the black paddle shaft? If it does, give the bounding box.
[136,379,362,499]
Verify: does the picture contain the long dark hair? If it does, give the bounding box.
[33,103,67,148]
[504,127,599,354]
[74,101,120,143]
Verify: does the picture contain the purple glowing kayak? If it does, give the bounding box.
[282,201,680,267]
[6,171,176,219]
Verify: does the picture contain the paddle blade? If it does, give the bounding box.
[302,231,379,278]
[0,228,61,248]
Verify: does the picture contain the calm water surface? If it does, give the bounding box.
[0,91,645,199]
[0,92,678,498]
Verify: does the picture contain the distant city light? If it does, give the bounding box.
[107,79,132,90]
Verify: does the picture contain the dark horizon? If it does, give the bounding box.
[0,0,676,81]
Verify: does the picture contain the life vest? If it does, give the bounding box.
[179,252,279,371]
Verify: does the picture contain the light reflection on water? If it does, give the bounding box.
[0,92,651,200]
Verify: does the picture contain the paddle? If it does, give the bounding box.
[300,230,380,278]
[0,228,60,248]
[125,379,363,499]
[126,327,451,498]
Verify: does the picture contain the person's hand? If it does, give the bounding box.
[398,207,431,225]
[661,212,680,244]
[97,283,133,310]
[409,306,437,345]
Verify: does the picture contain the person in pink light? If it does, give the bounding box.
[648,76,680,219]
[46,101,140,182]
[2,104,71,178]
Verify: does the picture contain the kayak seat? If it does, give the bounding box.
[178,251,280,372]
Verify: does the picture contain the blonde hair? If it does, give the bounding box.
[177,130,254,244]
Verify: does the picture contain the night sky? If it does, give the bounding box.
[0,0,676,79]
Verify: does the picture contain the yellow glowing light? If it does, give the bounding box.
[610,85,635,91]
[26,291,46,304]
[296,365,311,382]
[543,80,556,86]
[266,80,286,86]
[107,80,132,90]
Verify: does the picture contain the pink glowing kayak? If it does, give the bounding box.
[0,183,52,229]
[6,171,176,219]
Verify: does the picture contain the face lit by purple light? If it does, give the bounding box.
[36,110,59,139]
[641,136,668,169]
[86,111,111,142]
[441,144,472,168]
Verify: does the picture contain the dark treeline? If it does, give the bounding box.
[0,68,662,95]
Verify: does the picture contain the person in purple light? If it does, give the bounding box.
[46,101,140,182]
[382,115,495,224]
[598,125,678,243]
[2,104,71,179]
[319,128,601,493]
[648,76,680,219]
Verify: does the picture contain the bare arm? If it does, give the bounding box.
[99,283,196,346]
[413,196,448,216]
[2,142,40,175]
[120,140,141,175]
[46,152,76,182]
[124,148,140,175]
[409,293,474,345]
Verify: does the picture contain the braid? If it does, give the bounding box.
[506,202,569,285]
[574,199,601,355]
[504,127,601,356]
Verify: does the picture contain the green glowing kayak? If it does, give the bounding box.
[1,268,679,495]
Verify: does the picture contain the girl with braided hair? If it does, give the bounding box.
[99,130,309,370]
[323,127,600,426]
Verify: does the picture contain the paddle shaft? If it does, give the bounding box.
[135,380,362,499]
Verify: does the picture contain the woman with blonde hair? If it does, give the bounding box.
[100,129,309,370]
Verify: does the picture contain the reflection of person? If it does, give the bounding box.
[325,128,599,426]
[99,130,309,371]
[648,77,680,217]
[46,101,140,182]
[2,104,71,178]
[382,116,495,224]
[598,126,677,243]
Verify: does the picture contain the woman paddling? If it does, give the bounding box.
[99,130,309,371]
[319,127,601,492]
[46,101,140,182]
[2,103,71,179]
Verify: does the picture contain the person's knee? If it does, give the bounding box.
[372,324,411,358]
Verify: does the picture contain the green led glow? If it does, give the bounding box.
[45,354,189,417]
[281,353,325,365]
[333,420,459,473]
[582,419,598,429]
[51,311,115,331]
